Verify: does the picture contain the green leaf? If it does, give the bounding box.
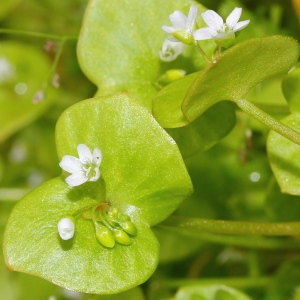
[181,36,299,123]
[153,72,199,127]
[166,101,236,158]
[4,92,192,294]
[0,41,54,142]
[175,285,253,300]
[77,0,212,109]
[267,113,300,195]
[56,92,192,226]
[4,178,160,294]
[282,68,300,113]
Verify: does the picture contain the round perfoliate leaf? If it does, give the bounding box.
[181,36,299,123]
[267,113,300,195]
[56,92,192,226]
[4,178,159,294]
[4,92,192,294]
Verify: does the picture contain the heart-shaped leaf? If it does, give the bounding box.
[77,0,212,109]
[182,36,299,123]
[4,92,192,294]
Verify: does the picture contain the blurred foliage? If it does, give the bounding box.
[1,0,300,299]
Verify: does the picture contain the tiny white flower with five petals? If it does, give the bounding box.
[193,7,250,46]
[58,216,75,240]
[162,4,198,45]
[59,144,102,187]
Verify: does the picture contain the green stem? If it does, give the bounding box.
[42,38,66,90]
[161,215,300,236]
[236,98,300,147]
[195,42,210,63]
[0,28,77,40]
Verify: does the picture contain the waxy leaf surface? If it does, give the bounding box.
[4,92,192,294]
[182,36,299,123]
[77,0,210,109]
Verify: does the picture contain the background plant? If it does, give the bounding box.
[1,0,300,299]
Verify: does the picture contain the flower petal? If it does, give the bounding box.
[93,147,102,166]
[89,168,100,181]
[169,10,188,29]
[193,27,216,40]
[77,144,92,164]
[187,4,198,30]
[232,20,250,32]
[59,156,83,173]
[159,39,184,62]
[226,7,242,29]
[201,10,224,31]
[58,217,75,240]
[162,26,174,34]
[65,172,88,187]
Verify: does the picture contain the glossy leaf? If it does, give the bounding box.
[4,92,192,294]
[182,36,299,123]
[267,113,300,195]
[77,0,212,109]
[55,93,192,226]
[0,41,54,142]
[166,101,236,158]
[4,178,159,294]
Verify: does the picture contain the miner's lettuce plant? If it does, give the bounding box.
[2,0,300,299]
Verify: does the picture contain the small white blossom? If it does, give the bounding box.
[162,4,198,45]
[58,217,75,240]
[159,39,184,62]
[193,8,250,43]
[59,144,102,187]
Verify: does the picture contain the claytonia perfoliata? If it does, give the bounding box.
[59,144,102,187]
[58,216,75,240]
[162,4,198,45]
[159,39,184,62]
[193,7,250,48]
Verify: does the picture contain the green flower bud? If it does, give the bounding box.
[96,227,115,248]
[172,29,194,45]
[113,230,132,246]
[120,221,137,236]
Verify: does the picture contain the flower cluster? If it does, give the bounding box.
[160,5,250,61]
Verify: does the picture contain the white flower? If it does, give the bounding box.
[193,7,250,43]
[162,4,198,45]
[58,216,75,240]
[159,39,184,62]
[59,144,102,187]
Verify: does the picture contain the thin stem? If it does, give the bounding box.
[236,98,300,147]
[195,42,210,63]
[42,38,66,90]
[161,215,300,236]
[0,28,77,41]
